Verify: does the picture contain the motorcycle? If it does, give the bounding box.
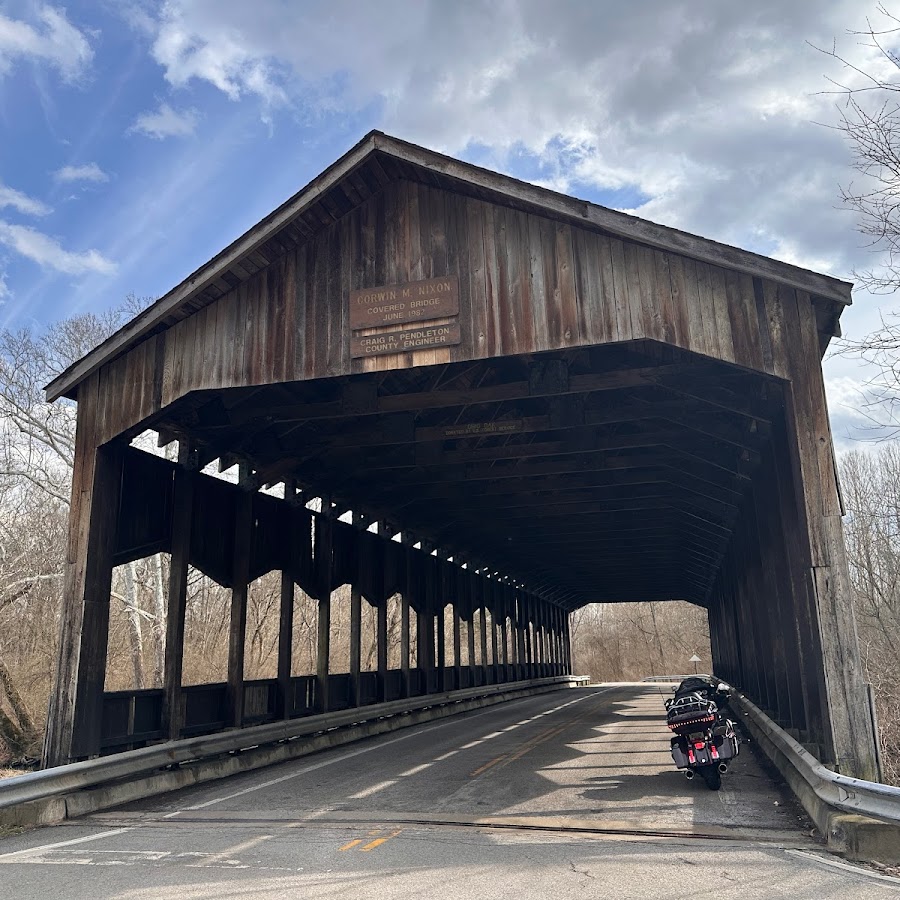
[664,676,739,791]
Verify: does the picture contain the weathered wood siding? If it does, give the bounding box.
[83,179,816,446]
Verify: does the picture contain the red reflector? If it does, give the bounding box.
[694,742,705,749]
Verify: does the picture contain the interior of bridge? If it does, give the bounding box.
[146,339,781,611]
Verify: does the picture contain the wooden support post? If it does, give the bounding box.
[479,591,489,683]
[520,595,529,676]
[276,570,294,719]
[467,600,477,684]
[400,589,411,697]
[227,469,254,729]
[350,585,362,705]
[453,596,462,686]
[45,440,125,764]
[349,512,363,707]
[315,512,333,714]
[415,603,426,675]
[376,522,390,702]
[435,601,446,690]
[500,589,510,670]
[162,447,195,740]
[377,597,388,700]
[555,606,563,673]
[544,605,552,672]
[490,587,500,684]
[316,591,331,713]
[536,602,545,673]
[276,480,298,719]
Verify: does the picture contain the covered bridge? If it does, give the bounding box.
[43,132,878,780]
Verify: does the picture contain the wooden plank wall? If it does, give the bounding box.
[84,179,793,447]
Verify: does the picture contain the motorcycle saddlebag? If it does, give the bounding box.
[712,722,739,760]
[670,740,691,769]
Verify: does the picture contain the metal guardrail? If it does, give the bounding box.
[0,675,587,812]
[730,691,900,826]
[641,674,697,683]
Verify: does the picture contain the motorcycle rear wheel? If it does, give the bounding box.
[699,766,721,791]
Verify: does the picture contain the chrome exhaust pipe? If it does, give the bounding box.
[717,763,728,774]
[684,769,694,780]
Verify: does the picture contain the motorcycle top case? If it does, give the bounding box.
[665,695,718,736]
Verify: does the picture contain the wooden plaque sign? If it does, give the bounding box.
[442,420,525,438]
[350,275,459,329]
[351,323,461,358]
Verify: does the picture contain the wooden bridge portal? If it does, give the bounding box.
[42,132,879,779]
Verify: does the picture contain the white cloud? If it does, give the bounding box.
[0,271,9,303]
[128,102,199,139]
[53,163,109,184]
[0,221,115,275]
[137,0,885,285]
[0,184,50,217]
[0,5,93,80]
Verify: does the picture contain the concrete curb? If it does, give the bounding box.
[0,679,581,828]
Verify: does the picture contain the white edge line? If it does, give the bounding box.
[784,849,900,885]
[0,827,133,860]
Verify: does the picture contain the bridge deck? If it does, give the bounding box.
[4,686,894,898]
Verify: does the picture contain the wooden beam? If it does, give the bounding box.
[226,475,254,728]
[162,455,195,739]
[67,443,125,759]
[276,479,298,719]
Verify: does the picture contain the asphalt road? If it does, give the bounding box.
[1,684,897,899]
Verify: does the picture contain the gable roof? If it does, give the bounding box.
[46,130,852,402]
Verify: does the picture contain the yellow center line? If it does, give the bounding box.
[469,754,507,777]
[508,724,571,761]
[360,829,403,851]
[338,839,365,851]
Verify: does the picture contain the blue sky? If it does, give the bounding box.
[0,1,895,440]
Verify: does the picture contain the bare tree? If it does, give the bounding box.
[839,445,900,784]
[0,298,152,760]
[814,9,900,430]
[571,601,710,683]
